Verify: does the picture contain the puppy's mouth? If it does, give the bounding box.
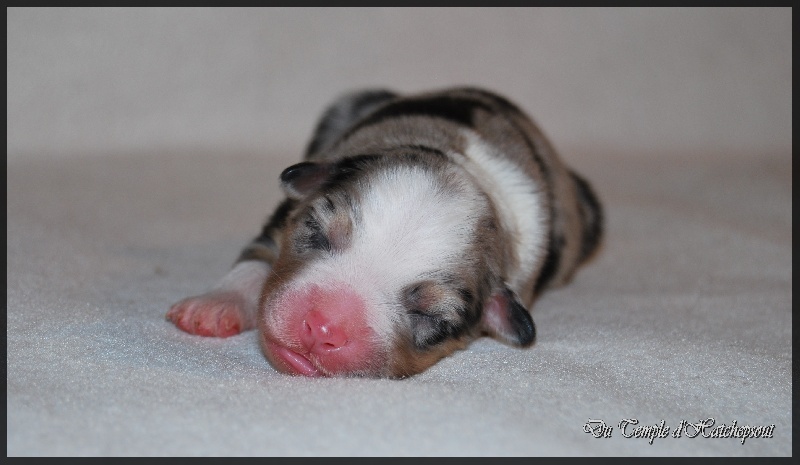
[265,341,323,377]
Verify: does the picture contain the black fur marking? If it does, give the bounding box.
[395,144,447,157]
[306,120,333,157]
[250,199,295,247]
[305,124,332,157]
[322,195,336,214]
[533,232,563,295]
[297,216,331,253]
[324,153,384,187]
[237,198,297,263]
[457,287,483,328]
[347,96,494,136]
[571,171,604,263]
[305,90,398,157]
[267,199,296,233]
[457,288,474,308]
[350,90,400,114]
[340,191,356,212]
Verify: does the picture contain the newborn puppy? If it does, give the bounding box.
[167,87,603,378]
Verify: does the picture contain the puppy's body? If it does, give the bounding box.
[168,87,602,378]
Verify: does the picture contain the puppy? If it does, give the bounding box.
[167,87,603,378]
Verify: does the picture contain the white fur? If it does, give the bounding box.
[458,131,547,292]
[280,165,485,342]
[214,260,270,309]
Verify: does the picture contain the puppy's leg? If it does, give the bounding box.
[167,260,269,337]
[167,200,292,337]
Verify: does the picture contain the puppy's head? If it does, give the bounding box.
[259,150,535,378]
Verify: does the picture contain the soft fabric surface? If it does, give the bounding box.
[7,149,791,456]
[7,8,791,457]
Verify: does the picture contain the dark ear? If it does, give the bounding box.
[481,286,536,347]
[280,161,334,200]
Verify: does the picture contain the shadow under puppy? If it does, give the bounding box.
[167,87,603,378]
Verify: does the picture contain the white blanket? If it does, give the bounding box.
[7,149,791,456]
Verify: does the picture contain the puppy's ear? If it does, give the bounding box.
[280,162,334,200]
[481,286,536,347]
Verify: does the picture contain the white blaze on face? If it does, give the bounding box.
[286,164,485,342]
[460,131,547,292]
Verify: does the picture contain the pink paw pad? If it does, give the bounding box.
[166,291,251,338]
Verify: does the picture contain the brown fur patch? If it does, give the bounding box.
[387,331,474,378]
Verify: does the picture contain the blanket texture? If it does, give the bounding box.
[7,8,791,457]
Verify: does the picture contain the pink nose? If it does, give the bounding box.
[301,309,349,354]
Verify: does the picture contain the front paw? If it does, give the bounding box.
[166,291,253,337]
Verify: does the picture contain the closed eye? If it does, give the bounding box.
[408,310,452,347]
[409,309,440,322]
